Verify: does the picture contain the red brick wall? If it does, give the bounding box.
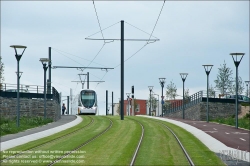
[123,99,147,115]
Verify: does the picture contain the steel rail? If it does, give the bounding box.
[129,119,144,166]
[160,122,195,166]
[0,116,94,163]
[48,117,113,166]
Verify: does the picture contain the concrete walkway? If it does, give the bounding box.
[0,115,82,151]
[138,115,250,163]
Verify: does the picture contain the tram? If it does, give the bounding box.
[78,89,97,115]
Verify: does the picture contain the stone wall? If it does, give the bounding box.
[166,101,241,121]
[0,97,61,121]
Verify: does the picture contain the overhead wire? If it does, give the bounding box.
[52,47,108,67]
[92,0,105,43]
[147,0,165,44]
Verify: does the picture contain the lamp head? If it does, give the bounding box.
[148,86,154,91]
[202,65,213,75]
[230,53,244,67]
[10,45,27,61]
[40,58,50,65]
[180,73,188,81]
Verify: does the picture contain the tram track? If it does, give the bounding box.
[0,116,94,163]
[157,120,195,166]
[47,117,113,166]
[129,119,144,166]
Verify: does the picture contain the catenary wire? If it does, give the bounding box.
[52,47,108,67]
[147,0,165,44]
[92,0,105,43]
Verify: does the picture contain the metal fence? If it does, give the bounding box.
[0,83,60,103]
[165,91,203,114]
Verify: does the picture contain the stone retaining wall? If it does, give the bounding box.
[0,97,61,121]
[166,101,241,121]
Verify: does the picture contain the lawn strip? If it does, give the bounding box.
[58,116,141,165]
[1,116,108,166]
[150,118,225,166]
[130,116,188,166]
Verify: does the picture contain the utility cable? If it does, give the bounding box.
[92,0,105,43]
[147,0,165,44]
[52,47,108,67]
[125,21,159,40]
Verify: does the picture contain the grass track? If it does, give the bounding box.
[1,116,226,165]
[144,117,225,166]
[1,116,110,165]
[129,116,189,166]
[58,116,142,165]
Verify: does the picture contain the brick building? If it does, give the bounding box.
[123,99,147,116]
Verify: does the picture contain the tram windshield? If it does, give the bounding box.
[81,90,95,108]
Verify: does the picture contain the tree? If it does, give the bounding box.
[147,95,157,110]
[228,76,245,95]
[214,61,233,95]
[184,88,189,100]
[208,84,216,98]
[165,81,177,100]
[0,56,4,90]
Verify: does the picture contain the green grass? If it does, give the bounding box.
[139,117,225,166]
[0,116,53,136]
[0,115,91,160]
[1,116,110,166]
[60,116,142,165]
[130,116,189,166]
[211,116,250,130]
[1,116,227,165]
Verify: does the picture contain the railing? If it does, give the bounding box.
[0,83,60,104]
[165,91,203,114]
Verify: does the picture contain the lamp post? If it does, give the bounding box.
[148,86,153,116]
[126,93,131,116]
[230,53,244,129]
[180,73,188,119]
[245,81,250,97]
[153,93,159,116]
[40,58,50,119]
[202,65,213,123]
[10,45,27,127]
[159,78,166,117]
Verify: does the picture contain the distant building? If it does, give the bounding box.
[123,99,147,116]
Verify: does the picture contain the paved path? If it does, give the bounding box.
[166,118,250,152]
[0,115,82,151]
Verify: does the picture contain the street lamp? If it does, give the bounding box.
[126,93,131,116]
[40,58,50,119]
[202,65,213,123]
[159,78,166,117]
[245,81,250,97]
[230,53,244,129]
[148,86,153,116]
[153,93,159,116]
[10,45,27,127]
[180,73,188,119]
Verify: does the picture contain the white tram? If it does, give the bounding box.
[78,89,97,115]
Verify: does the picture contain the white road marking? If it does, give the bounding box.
[232,132,249,135]
[203,125,206,126]
[204,131,218,133]
[213,128,217,130]
[225,132,230,134]
[240,138,246,141]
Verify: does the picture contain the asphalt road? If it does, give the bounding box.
[165,118,249,152]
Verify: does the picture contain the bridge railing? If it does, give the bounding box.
[165,91,203,114]
[0,83,60,104]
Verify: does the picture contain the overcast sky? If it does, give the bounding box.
[1,1,249,115]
